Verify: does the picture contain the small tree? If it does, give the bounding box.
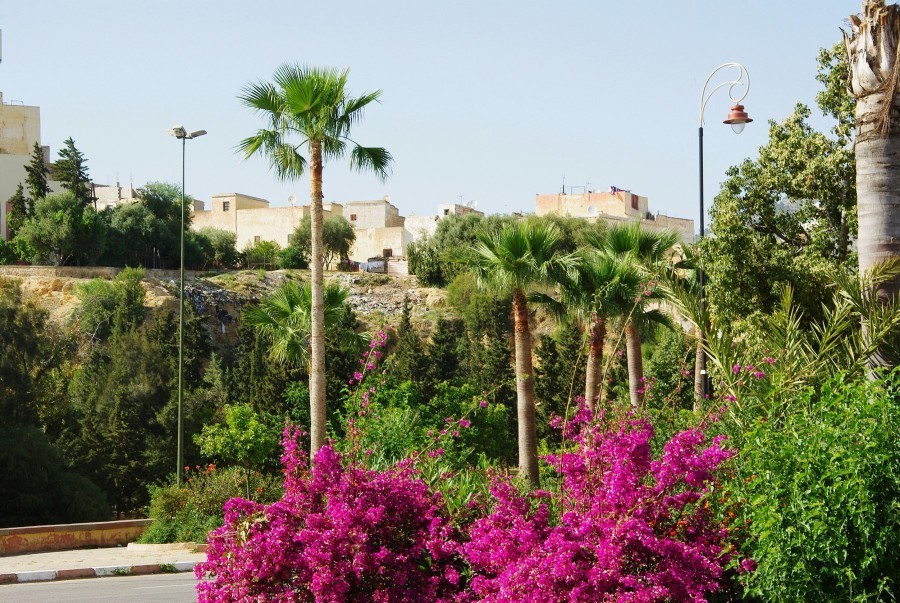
[24,141,50,203]
[194,403,279,499]
[15,191,105,266]
[6,184,28,239]
[198,228,239,269]
[53,138,95,209]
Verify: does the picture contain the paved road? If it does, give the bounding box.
[0,572,199,602]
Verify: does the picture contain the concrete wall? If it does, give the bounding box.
[94,184,138,211]
[0,520,152,556]
[0,93,42,241]
[344,198,404,230]
[535,191,649,220]
[405,214,440,240]
[351,226,412,262]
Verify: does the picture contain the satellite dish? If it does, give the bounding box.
[288,195,297,206]
[587,205,597,216]
[467,200,478,208]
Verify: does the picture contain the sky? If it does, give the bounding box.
[1,1,857,227]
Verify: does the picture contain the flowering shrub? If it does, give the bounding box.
[141,464,281,544]
[464,408,738,602]
[195,427,466,603]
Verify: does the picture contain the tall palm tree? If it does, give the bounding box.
[535,249,640,410]
[659,245,709,410]
[467,221,575,485]
[238,65,392,455]
[244,280,352,369]
[846,1,900,369]
[588,222,678,408]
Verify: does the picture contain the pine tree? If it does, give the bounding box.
[389,295,428,383]
[6,184,28,238]
[54,137,94,208]
[24,142,50,202]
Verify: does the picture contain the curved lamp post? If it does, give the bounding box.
[166,125,206,486]
[698,64,752,401]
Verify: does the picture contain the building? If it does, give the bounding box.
[535,187,694,241]
[0,91,42,240]
[93,183,138,211]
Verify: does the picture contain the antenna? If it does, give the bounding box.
[561,174,566,194]
[1,30,3,65]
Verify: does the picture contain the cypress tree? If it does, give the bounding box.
[24,141,50,202]
[54,137,95,208]
[6,184,28,238]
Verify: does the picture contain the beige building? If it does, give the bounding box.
[93,183,139,210]
[406,202,484,240]
[535,188,694,241]
[0,91,42,240]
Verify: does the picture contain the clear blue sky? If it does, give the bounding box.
[1,1,855,226]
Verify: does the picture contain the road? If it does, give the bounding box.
[0,573,199,602]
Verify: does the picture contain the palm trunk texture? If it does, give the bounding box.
[846,1,900,367]
[309,142,327,458]
[512,288,540,486]
[694,330,704,411]
[584,317,606,410]
[625,322,644,408]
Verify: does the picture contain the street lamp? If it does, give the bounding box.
[166,125,206,486]
[698,63,751,401]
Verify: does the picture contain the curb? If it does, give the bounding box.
[0,561,197,584]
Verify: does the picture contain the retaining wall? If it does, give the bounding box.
[0,520,152,556]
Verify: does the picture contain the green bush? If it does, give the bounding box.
[140,465,281,544]
[730,370,900,601]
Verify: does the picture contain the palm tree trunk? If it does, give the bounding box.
[693,328,704,411]
[309,141,327,458]
[512,288,540,486]
[846,0,900,368]
[624,322,644,408]
[584,317,606,411]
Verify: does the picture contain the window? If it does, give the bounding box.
[444,208,450,216]
[382,248,393,258]
[350,214,357,221]
[631,194,638,210]
[254,235,261,243]
[287,234,293,244]
[223,201,230,211]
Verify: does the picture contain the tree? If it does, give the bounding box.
[285,214,356,270]
[244,280,357,398]
[389,295,428,383]
[24,141,50,202]
[194,403,279,499]
[198,227,239,269]
[466,220,575,485]
[15,191,106,266]
[6,184,28,239]
[845,1,900,368]
[591,222,677,408]
[238,64,392,457]
[53,138,94,208]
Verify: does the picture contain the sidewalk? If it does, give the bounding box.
[0,543,207,584]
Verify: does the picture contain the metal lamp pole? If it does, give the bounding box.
[698,64,752,400]
[166,125,206,486]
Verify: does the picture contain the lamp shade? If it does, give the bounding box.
[723,104,752,134]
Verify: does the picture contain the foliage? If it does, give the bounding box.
[386,295,428,383]
[71,268,147,341]
[200,228,239,269]
[15,191,106,265]
[282,214,355,269]
[6,183,28,239]
[731,371,900,601]
[704,48,856,323]
[196,430,465,603]
[465,407,739,601]
[241,239,281,269]
[53,137,95,208]
[534,321,586,441]
[645,326,695,410]
[141,464,281,544]
[194,403,280,498]
[24,141,50,202]
[0,425,109,528]
[408,213,516,286]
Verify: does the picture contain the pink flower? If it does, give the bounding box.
[480,400,488,408]
[459,419,471,428]
[732,364,741,374]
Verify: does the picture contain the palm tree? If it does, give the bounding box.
[238,65,392,455]
[659,245,709,410]
[845,1,900,368]
[535,249,639,410]
[588,222,678,408]
[467,221,575,485]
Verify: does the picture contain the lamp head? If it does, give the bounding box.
[188,130,207,139]
[166,126,187,139]
[724,105,752,134]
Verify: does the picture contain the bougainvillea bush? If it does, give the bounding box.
[195,427,465,603]
[464,407,738,602]
[196,402,741,602]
